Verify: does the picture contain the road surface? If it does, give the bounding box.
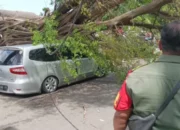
[0,74,120,130]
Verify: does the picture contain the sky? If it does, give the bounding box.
[0,0,53,15]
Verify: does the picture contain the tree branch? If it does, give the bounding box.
[97,0,173,26]
[130,22,162,30]
[152,11,180,20]
[90,0,125,20]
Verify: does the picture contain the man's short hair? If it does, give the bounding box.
[161,21,180,52]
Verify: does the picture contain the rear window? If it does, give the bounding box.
[0,49,23,65]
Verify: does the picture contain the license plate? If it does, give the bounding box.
[0,85,7,91]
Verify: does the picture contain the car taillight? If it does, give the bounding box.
[10,67,27,75]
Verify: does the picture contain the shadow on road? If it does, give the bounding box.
[0,74,120,115]
[2,127,18,130]
[55,75,119,109]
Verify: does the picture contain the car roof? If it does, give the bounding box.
[1,43,60,50]
[1,44,44,50]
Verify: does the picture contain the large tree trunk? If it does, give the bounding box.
[97,0,173,26]
[56,0,125,36]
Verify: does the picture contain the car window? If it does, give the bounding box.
[29,48,87,61]
[61,50,88,59]
[60,47,77,59]
[61,50,73,59]
[29,48,57,62]
[0,49,23,65]
[81,54,88,58]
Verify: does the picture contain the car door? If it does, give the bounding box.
[77,56,98,79]
[27,48,50,91]
[40,49,63,84]
[55,59,76,84]
[50,50,76,85]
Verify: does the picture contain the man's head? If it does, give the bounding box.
[160,21,180,55]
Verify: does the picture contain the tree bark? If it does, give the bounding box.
[97,0,173,26]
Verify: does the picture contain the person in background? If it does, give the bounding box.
[145,32,152,41]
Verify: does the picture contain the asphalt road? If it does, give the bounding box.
[0,74,120,130]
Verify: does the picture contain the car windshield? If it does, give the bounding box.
[0,48,23,65]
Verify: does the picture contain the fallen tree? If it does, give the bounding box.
[0,0,178,46]
[0,10,42,46]
[0,0,178,81]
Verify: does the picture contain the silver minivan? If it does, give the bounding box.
[0,44,98,95]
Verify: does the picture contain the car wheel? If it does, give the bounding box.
[42,76,58,93]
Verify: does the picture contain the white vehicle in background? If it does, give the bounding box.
[0,44,98,95]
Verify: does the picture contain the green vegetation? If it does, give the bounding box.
[32,0,174,81]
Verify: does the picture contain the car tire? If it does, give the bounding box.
[42,76,58,93]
